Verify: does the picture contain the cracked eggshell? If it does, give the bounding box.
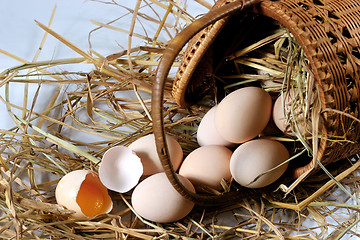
[131,172,195,223]
[128,133,183,176]
[99,146,143,193]
[55,170,113,219]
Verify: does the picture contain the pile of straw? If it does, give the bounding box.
[0,0,359,239]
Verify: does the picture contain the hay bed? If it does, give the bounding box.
[0,0,360,239]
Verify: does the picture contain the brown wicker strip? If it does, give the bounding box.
[256,0,360,177]
[172,0,238,107]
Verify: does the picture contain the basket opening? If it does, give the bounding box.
[166,0,360,206]
[191,12,318,178]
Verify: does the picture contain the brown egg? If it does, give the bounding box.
[215,87,272,143]
[131,172,195,223]
[272,88,312,137]
[197,106,236,148]
[230,139,289,188]
[179,145,232,191]
[129,134,183,176]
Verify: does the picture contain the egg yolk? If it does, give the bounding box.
[76,172,111,217]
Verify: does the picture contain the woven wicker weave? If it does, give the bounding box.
[152,0,360,206]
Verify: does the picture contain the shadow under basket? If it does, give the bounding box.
[152,0,360,206]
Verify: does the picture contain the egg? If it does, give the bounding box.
[215,86,272,143]
[99,146,143,193]
[128,133,183,176]
[179,145,232,191]
[272,88,312,137]
[230,139,289,188]
[131,172,195,223]
[196,105,236,148]
[55,170,113,219]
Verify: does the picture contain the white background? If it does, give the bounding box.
[1,0,131,130]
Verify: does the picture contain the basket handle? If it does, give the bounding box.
[152,0,262,206]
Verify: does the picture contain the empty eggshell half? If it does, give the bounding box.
[128,133,183,176]
[131,172,195,223]
[99,146,143,193]
[55,170,113,219]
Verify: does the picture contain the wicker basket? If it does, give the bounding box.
[152,0,360,206]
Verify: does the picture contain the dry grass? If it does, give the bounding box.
[0,0,359,239]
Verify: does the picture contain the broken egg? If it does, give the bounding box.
[131,172,195,223]
[128,133,183,176]
[55,170,113,219]
[99,146,143,193]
